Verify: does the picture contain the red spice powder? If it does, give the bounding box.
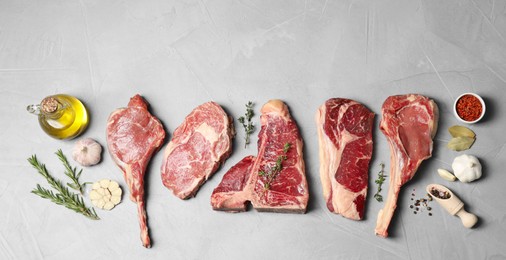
[456,94,483,121]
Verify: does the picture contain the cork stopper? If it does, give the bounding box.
[40,97,59,113]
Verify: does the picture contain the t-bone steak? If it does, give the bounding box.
[375,94,438,237]
[106,94,166,248]
[161,101,234,199]
[315,98,374,220]
[211,100,309,213]
[211,156,255,212]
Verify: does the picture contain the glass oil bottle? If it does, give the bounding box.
[27,94,89,140]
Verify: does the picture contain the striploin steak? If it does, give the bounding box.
[315,98,374,220]
[161,102,234,199]
[211,100,308,213]
[375,94,438,237]
[106,94,166,248]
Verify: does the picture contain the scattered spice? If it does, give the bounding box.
[456,94,483,122]
[409,188,434,216]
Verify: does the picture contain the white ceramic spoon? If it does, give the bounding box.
[426,183,478,228]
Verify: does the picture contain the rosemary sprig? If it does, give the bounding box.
[238,101,255,148]
[56,149,85,195]
[27,154,99,220]
[258,143,291,190]
[374,163,387,202]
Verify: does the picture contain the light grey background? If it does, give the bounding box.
[1,0,505,259]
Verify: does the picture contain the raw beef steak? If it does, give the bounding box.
[106,94,166,248]
[211,156,255,212]
[315,98,374,220]
[161,102,234,199]
[375,94,438,237]
[212,100,309,213]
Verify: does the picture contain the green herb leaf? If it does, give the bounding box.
[283,143,291,154]
[258,142,291,191]
[374,163,387,202]
[374,193,383,202]
[238,101,255,148]
[447,136,475,151]
[448,125,475,139]
[27,153,99,220]
[56,149,87,195]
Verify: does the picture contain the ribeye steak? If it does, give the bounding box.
[212,100,309,213]
[161,102,234,199]
[375,94,438,237]
[315,98,374,220]
[106,94,166,248]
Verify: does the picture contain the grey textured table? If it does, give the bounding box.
[1,1,505,259]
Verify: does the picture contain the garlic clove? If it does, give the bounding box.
[111,188,122,196]
[96,188,106,196]
[99,179,110,188]
[89,190,101,200]
[108,181,119,190]
[96,199,106,208]
[110,195,121,204]
[103,202,115,210]
[72,138,102,167]
[437,169,457,181]
[92,182,101,190]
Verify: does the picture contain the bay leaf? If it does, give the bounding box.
[448,125,476,138]
[447,136,475,151]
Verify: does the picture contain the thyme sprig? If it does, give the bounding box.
[258,143,291,190]
[374,163,387,202]
[56,149,85,195]
[238,101,255,148]
[27,154,99,220]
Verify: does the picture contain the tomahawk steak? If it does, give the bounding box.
[106,94,166,248]
[315,98,374,220]
[375,94,438,237]
[212,100,309,213]
[161,101,234,199]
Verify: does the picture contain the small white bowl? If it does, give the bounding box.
[453,93,486,124]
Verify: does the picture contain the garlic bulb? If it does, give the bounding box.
[72,138,102,166]
[90,179,122,210]
[452,154,482,183]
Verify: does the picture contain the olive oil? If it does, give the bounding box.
[27,94,89,139]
